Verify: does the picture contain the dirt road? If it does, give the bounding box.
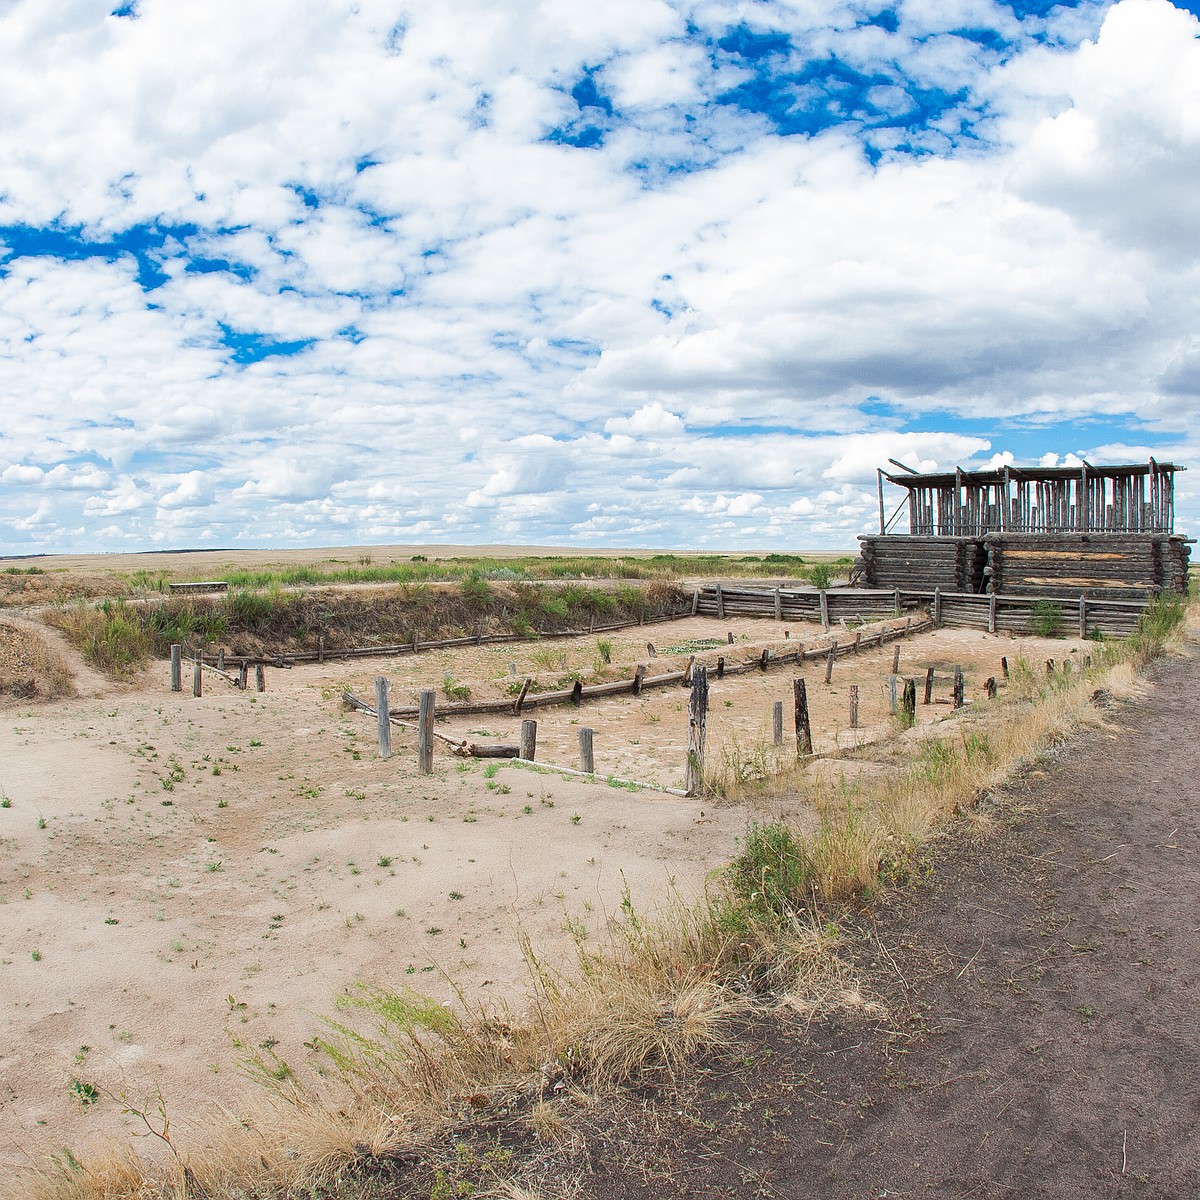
[568,647,1200,1199]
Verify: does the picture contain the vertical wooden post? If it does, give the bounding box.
[691,588,699,616]
[924,665,934,705]
[888,675,898,715]
[417,689,435,774]
[1001,656,1009,680]
[774,589,782,621]
[1078,594,1087,639]
[893,587,901,616]
[849,684,859,729]
[819,589,830,631]
[716,656,725,679]
[683,656,695,686]
[513,677,532,713]
[375,677,391,760]
[988,593,997,634]
[891,644,900,674]
[170,644,182,692]
[901,679,916,727]
[854,630,861,655]
[685,665,708,796]
[952,666,964,709]
[933,587,942,625]
[794,678,812,755]
[318,636,325,664]
[217,648,225,672]
[759,648,770,672]
[877,467,886,534]
[1045,659,1055,677]
[192,652,202,698]
[985,677,997,699]
[255,664,265,692]
[726,631,734,645]
[520,719,537,761]
[772,701,783,745]
[715,584,724,620]
[632,665,646,695]
[824,641,836,684]
[238,662,248,690]
[578,727,594,774]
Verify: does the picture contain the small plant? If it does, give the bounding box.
[596,638,613,665]
[0,797,10,809]
[1030,599,1064,638]
[377,855,393,868]
[570,813,581,825]
[69,1078,99,1106]
[442,673,471,701]
[30,948,42,961]
[808,562,832,590]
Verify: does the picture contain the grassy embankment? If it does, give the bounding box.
[20,596,1188,1200]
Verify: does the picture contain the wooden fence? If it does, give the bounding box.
[692,584,1153,638]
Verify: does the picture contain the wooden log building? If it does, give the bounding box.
[857,459,1190,597]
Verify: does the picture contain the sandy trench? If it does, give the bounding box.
[0,612,1084,1173]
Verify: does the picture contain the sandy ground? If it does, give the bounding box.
[0,611,1083,1176]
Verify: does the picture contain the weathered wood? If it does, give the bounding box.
[255,664,265,692]
[716,656,725,679]
[417,689,435,773]
[238,662,248,690]
[849,684,859,729]
[685,665,708,796]
[375,677,391,760]
[901,678,916,726]
[772,700,783,745]
[1001,656,1009,680]
[934,587,942,624]
[170,644,182,692]
[192,652,202,698]
[819,589,830,630]
[578,727,595,774]
[513,676,532,714]
[985,676,997,699]
[691,588,699,616]
[824,641,837,684]
[646,642,656,658]
[924,665,934,705]
[1078,594,1087,639]
[988,592,997,634]
[952,666,964,709]
[570,680,583,706]
[794,678,812,755]
[759,647,771,672]
[715,583,724,620]
[632,664,646,695]
[520,719,537,761]
[891,645,900,674]
[888,674,898,715]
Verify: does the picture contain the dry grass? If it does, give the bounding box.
[13,602,1190,1200]
[0,622,75,702]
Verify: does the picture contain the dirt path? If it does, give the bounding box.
[563,646,1200,1199]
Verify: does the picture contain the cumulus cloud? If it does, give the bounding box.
[0,0,1196,553]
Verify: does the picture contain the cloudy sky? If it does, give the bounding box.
[1,0,1198,554]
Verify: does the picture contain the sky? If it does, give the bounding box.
[1,0,1199,554]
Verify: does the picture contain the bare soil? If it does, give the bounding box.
[532,645,1200,1199]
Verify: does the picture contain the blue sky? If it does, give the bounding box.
[1,0,1198,553]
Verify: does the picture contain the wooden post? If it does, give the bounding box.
[1001,656,1009,680]
[238,662,248,690]
[853,630,861,655]
[933,587,942,625]
[893,587,901,616]
[952,666,964,709]
[888,675,898,715]
[646,642,657,658]
[819,589,830,631]
[417,689,435,774]
[375,676,391,760]
[985,676,997,699]
[891,644,900,674]
[794,678,812,755]
[924,665,934,705]
[877,467,886,534]
[715,584,725,620]
[318,636,325,664]
[772,701,783,745]
[716,656,725,679]
[513,677,532,714]
[726,631,734,645]
[170,644,182,692]
[691,588,699,616]
[217,648,225,672]
[759,648,770,672]
[192,652,202,698]
[632,664,646,695]
[520,719,537,761]
[1046,659,1055,677]
[685,665,708,796]
[255,664,265,692]
[683,656,695,686]
[901,679,916,726]
[571,680,583,706]
[849,684,859,729]
[824,641,836,684]
[578,727,594,774]
[988,593,997,634]
[774,589,782,621]
[1078,594,1087,639]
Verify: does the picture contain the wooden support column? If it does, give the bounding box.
[772,701,783,746]
[192,652,202,698]
[520,719,537,761]
[1078,594,1087,639]
[578,728,594,774]
[170,644,182,692]
[824,641,837,684]
[715,584,724,620]
[924,665,934,705]
[901,679,916,727]
[849,684,859,729]
[375,676,391,760]
[952,666,964,709]
[819,589,829,631]
[417,689,435,774]
[794,679,813,755]
[255,664,265,692]
[988,593,997,634]
[685,665,708,796]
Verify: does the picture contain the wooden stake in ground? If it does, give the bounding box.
[891,644,900,674]
[953,666,965,709]
[889,674,898,715]
[520,719,537,761]
[418,689,435,773]
[193,652,202,698]
[685,664,709,796]
[901,678,917,727]
[255,664,265,692]
[985,677,997,699]
[375,676,391,760]
[849,684,859,729]
[824,641,837,684]
[772,701,783,745]
[578,727,594,774]
[170,644,182,692]
[794,678,813,755]
[924,665,935,705]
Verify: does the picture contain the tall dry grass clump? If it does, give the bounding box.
[43,601,151,678]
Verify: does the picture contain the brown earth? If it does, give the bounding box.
[510,644,1200,1199]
